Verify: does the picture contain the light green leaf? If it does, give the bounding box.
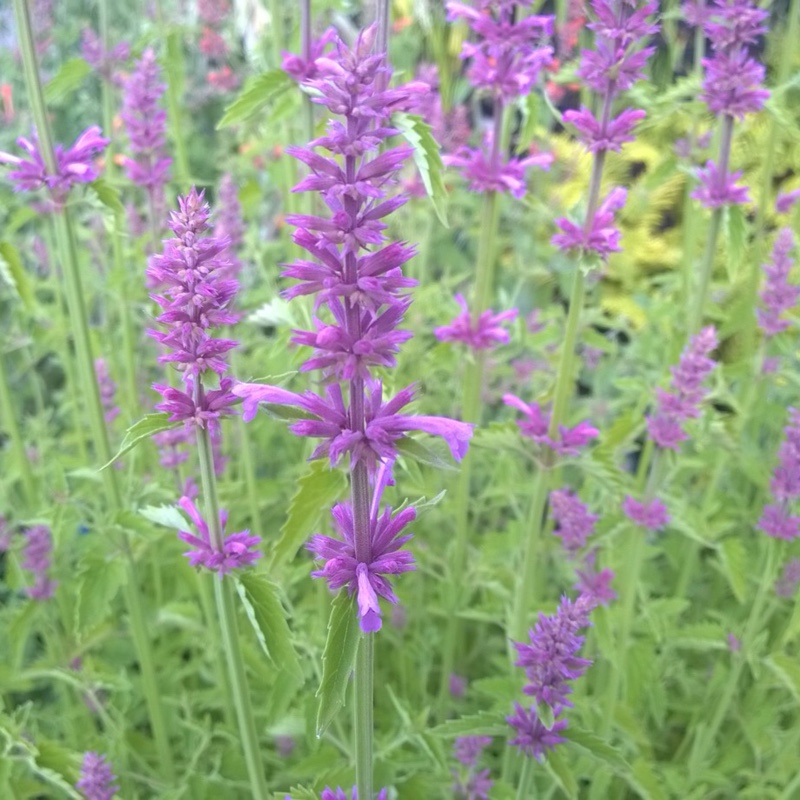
[547,747,579,798]
[273,460,345,565]
[235,572,303,682]
[431,710,508,738]
[565,725,629,771]
[628,758,668,800]
[766,652,800,704]
[89,179,124,216]
[139,504,187,530]
[723,204,746,279]
[44,58,91,104]
[720,537,748,604]
[0,241,34,310]
[316,592,361,737]
[394,112,449,227]
[217,69,293,128]
[74,556,128,634]
[394,436,459,471]
[99,412,178,470]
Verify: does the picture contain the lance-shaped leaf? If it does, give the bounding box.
[217,69,293,129]
[99,412,179,470]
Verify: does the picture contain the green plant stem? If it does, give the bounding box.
[354,633,374,800]
[0,351,36,505]
[688,115,733,334]
[438,185,501,706]
[196,425,268,799]
[685,538,778,778]
[515,756,537,800]
[14,0,175,779]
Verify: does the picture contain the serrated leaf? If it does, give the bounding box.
[235,572,303,682]
[282,786,318,800]
[394,436,458,471]
[720,536,748,604]
[766,652,800,704]
[431,710,508,738]
[139,504,187,530]
[394,112,449,227]
[0,241,34,310]
[565,725,629,771]
[44,58,91,104]
[217,69,293,128]
[75,557,128,634]
[273,460,346,565]
[99,412,178,470]
[316,592,361,737]
[89,179,124,216]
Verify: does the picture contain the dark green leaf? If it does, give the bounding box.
[99,413,178,470]
[235,572,303,682]
[217,69,293,128]
[316,592,361,737]
[394,112,449,227]
[273,460,345,565]
[720,537,748,604]
[44,58,90,104]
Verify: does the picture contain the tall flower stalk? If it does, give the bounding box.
[508,0,659,643]
[234,27,471,798]
[9,0,175,781]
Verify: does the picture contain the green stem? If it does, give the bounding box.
[0,350,36,506]
[14,0,175,779]
[515,756,537,800]
[686,538,778,778]
[196,425,268,799]
[354,634,374,800]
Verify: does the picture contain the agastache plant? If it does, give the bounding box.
[233,25,471,797]
[75,752,118,800]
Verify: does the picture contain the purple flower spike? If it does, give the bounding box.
[646,326,718,450]
[81,28,129,85]
[563,107,646,153]
[776,189,800,214]
[758,228,798,338]
[776,557,800,598]
[507,703,568,761]
[622,495,670,530]
[553,187,627,259]
[282,27,337,83]
[76,752,118,800]
[550,489,597,554]
[759,409,800,542]
[21,525,57,601]
[454,736,492,768]
[574,562,616,607]
[434,294,518,350]
[177,496,262,576]
[0,127,108,201]
[691,161,750,208]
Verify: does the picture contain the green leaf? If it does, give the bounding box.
[99,412,178,470]
[74,556,128,634]
[217,69,293,128]
[139,504,187,530]
[394,112,449,227]
[235,572,303,682]
[766,652,800,704]
[89,179,124,216]
[564,726,629,771]
[723,204,746,279]
[547,747,579,798]
[316,592,361,737]
[273,460,345,565]
[431,710,508,738]
[394,436,459,471]
[720,537,748,604]
[0,241,34,310]
[628,758,668,800]
[44,58,91,104]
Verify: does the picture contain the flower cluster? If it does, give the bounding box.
[757,228,798,339]
[81,28,129,85]
[646,326,718,451]
[444,0,554,196]
[21,525,57,601]
[452,736,493,800]
[776,557,800,598]
[503,394,599,457]
[509,594,594,760]
[553,0,658,259]
[434,294,518,351]
[94,358,120,423]
[120,49,171,202]
[621,495,670,531]
[0,127,108,203]
[758,409,800,541]
[76,752,118,800]
[281,27,336,83]
[177,496,261,575]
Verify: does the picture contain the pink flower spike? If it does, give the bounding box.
[621,495,670,530]
[434,294,518,351]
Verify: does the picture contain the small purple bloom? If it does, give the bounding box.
[320,788,387,800]
[434,294,518,350]
[727,633,741,652]
[563,107,646,153]
[757,228,798,338]
[81,28,130,85]
[549,489,597,554]
[776,189,800,214]
[21,525,57,600]
[76,752,118,800]
[758,408,800,542]
[621,495,670,531]
[177,496,262,576]
[574,561,616,607]
[553,187,627,259]
[691,160,750,208]
[282,27,337,83]
[449,673,468,698]
[214,172,245,278]
[507,703,568,760]
[776,557,800,598]
[454,736,492,768]
[94,358,120,423]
